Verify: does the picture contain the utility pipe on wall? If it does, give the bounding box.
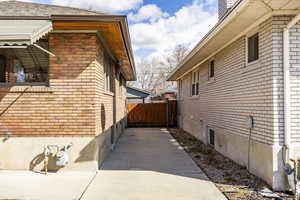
[283,14,300,164]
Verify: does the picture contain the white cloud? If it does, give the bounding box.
[0,0,33,1]
[128,4,169,23]
[51,0,143,12]
[130,0,218,59]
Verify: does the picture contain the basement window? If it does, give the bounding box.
[208,128,215,146]
[191,70,199,96]
[0,40,49,86]
[247,33,259,63]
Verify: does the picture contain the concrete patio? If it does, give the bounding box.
[0,128,226,200]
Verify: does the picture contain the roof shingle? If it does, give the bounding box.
[0,0,106,16]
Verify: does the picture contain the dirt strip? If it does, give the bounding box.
[168,128,293,200]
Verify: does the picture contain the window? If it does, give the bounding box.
[247,33,259,63]
[178,79,182,98]
[119,73,125,95]
[0,40,49,85]
[208,128,215,146]
[119,73,122,94]
[191,70,200,96]
[209,60,215,78]
[0,55,6,82]
[104,53,113,92]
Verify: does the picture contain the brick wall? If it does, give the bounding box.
[0,33,127,137]
[94,36,127,136]
[178,17,275,145]
[271,16,300,144]
[115,74,127,124]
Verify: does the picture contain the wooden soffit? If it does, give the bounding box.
[52,16,135,81]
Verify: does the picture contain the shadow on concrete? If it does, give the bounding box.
[100,128,209,181]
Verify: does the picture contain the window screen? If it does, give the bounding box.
[248,33,259,63]
[104,53,113,92]
[191,71,199,96]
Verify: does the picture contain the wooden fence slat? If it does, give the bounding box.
[127,101,177,127]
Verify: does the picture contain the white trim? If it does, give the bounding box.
[208,59,215,80]
[0,46,27,49]
[33,44,56,57]
[245,30,259,66]
[191,70,200,96]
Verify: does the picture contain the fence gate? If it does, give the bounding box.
[127,101,177,127]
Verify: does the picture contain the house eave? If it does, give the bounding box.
[0,15,136,81]
[127,86,151,95]
[51,15,136,81]
[167,0,300,81]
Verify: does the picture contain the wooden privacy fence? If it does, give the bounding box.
[127,100,177,127]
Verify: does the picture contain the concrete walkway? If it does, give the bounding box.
[0,171,96,200]
[0,128,226,200]
[82,128,226,200]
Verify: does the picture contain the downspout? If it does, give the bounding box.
[283,14,300,163]
[283,14,300,194]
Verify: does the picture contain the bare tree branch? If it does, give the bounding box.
[128,44,189,95]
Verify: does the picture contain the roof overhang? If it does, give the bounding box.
[0,15,136,81]
[51,15,136,81]
[168,0,300,81]
[127,86,151,95]
[0,19,52,46]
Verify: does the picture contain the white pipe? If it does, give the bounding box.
[283,14,300,163]
[283,27,292,162]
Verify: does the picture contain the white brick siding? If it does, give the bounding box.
[178,15,300,145]
[271,16,300,144]
[178,17,275,145]
[176,14,300,190]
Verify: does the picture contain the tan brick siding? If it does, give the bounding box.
[94,37,127,136]
[0,33,128,137]
[178,17,275,145]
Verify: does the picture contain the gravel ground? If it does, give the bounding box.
[168,128,294,200]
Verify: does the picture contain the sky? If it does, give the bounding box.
[10,0,219,64]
